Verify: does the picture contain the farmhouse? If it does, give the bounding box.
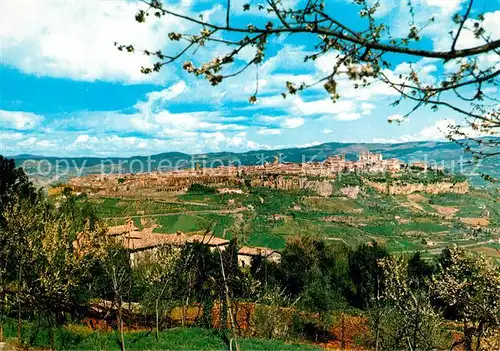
[237,246,281,267]
[108,222,233,264]
[120,230,188,265]
[186,234,230,252]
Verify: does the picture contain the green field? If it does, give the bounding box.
[87,184,499,253]
[152,213,234,237]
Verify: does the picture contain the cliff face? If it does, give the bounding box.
[305,181,333,197]
[365,180,469,195]
[340,186,360,199]
[250,175,333,197]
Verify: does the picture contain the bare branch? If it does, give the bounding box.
[451,0,474,52]
[267,0,291,29]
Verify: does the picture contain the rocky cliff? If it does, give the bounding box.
[365,180,469,195]
[250,175,334,197]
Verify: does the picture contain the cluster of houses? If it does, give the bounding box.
[107,219,281,267]
[321,151,402,173]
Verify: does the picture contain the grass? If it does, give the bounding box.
[398,221,449,233]
[154,214,209,234]
[90,197,223,218]
[2,320,319,350]
[153,214,234,236]
[133,217,144,230]
[178,193,221,204]
[204,214,235,237]
[91,198,188,217]
[364,224,395,236]
[385,238,424,252]
[303,196,360,213]
[247,231,286,249]
[428,191,499,221]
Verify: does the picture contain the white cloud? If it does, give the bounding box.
[298,141,321,148]
[454,11,500,50]
[323,129,333,134]
[1,110,44,130]
[374,118,493,144]
[257,128,282,135]
[360,102,376,116]
[136,81,187,113]
[51,82,250,138]
[335,112,362,121]
[256,115,284,123]
[75,135,90,143]
[314,51,342,74]
[36,140,57,148]
[417,119,454,140]
[74,134,99,144]
[425,0,465,14]
[0,131,26,142]
[281,117,305,129]
[438,11,500,77]
[0,0,194,83]
[292,98,356,116]
[197,131,262,152]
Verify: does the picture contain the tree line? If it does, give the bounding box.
[0,156,499,350]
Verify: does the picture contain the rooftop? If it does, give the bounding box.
[238,246,278,257]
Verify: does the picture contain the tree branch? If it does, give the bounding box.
[140,1,500,60]
[451,0,474,52]
[267,0,291,29]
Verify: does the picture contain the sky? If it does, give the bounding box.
[1,0,499,157]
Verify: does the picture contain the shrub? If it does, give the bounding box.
[188,183,217,194]
[253,304,296,339]
[336,173,363,187]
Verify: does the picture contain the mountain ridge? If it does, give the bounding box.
[9,140,479,161]
[10,140,499,188]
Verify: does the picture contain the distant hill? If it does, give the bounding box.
[10,140,499,187]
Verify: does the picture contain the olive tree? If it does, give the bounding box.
[0,194,46,340]
[433,246,500,351]
[138,244,180,341]
[376,256,452,351]
[97,238,132,351]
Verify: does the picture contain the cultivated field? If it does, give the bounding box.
[84,182,499,256]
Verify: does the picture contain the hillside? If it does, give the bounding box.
[75,176,499,258]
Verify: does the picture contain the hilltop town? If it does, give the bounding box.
[68,151,406,196]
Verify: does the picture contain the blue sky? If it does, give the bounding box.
[1,0,499,157]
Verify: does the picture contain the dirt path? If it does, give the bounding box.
[154,199,210,207]
[103,207,248,220]
[400,239,495,254]
[323,237,348,244]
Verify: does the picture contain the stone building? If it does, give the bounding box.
[237,246,281,267]
[359,150,383,162]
